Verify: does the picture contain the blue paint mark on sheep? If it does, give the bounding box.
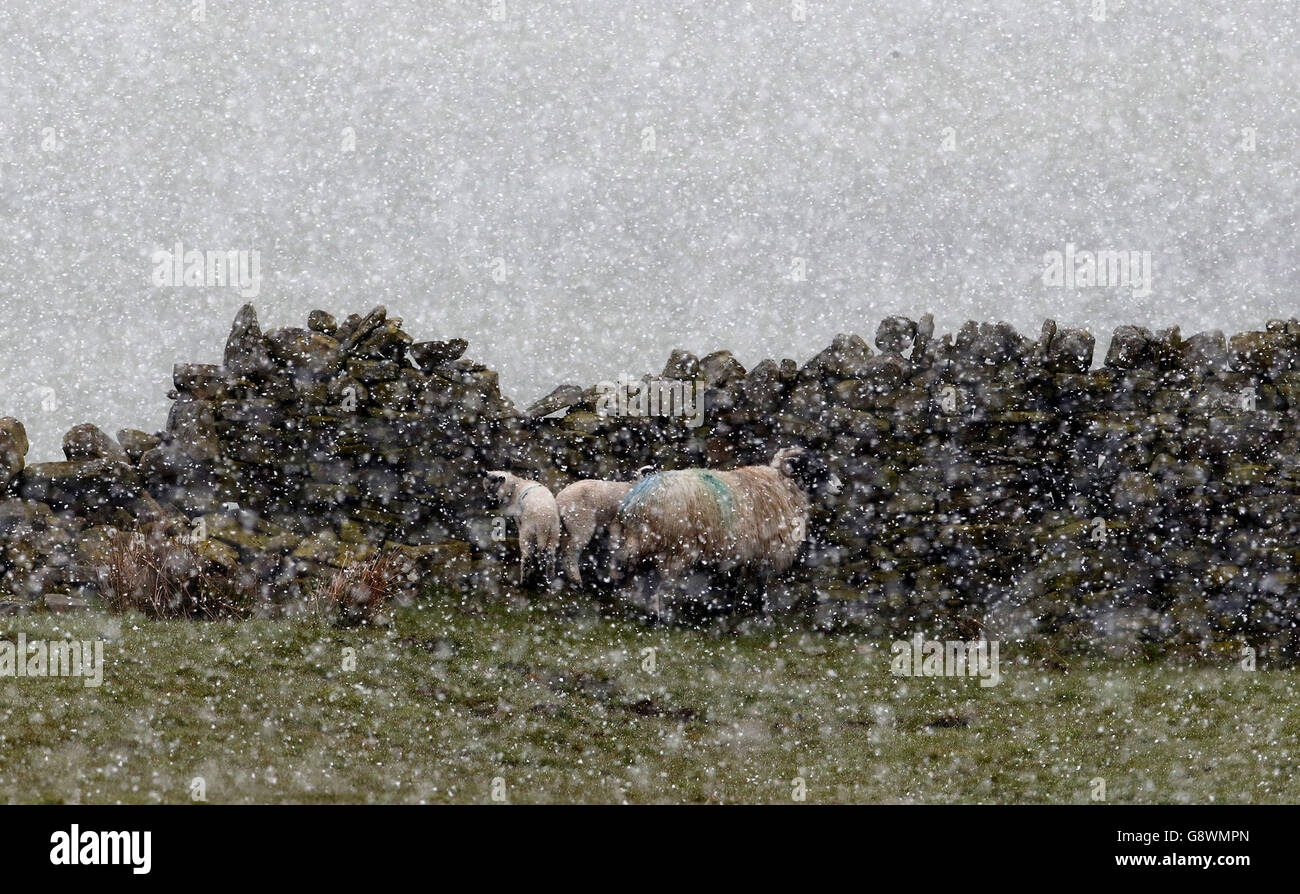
[618,470,734,529]
[620,473,663,513]
[694,470,734,528]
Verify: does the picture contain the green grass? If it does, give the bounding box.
[0,587,1297,803]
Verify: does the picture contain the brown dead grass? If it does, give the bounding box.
[99,530,247,619]
[317,546,415,626]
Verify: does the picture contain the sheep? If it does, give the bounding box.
[614,447,841,620]
[554,466,653,586]
[484,471,561,585]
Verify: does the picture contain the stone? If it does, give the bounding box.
[912,313,935,358]
[699,351,747,388]
[307,309,339,337]
[44,593,89,613]
[1225,464,1270,487]
[562,410,602,435]
[410,339,468,372]
[661,349,700,381]
[291,530,345,564]
[62,423,128,463]
[875,316,917,354]
[335,313,363,339]
[1111,471,1158,509]
[449,363,502,401]
[223,303,275,379]
[787,381,828,419]
[173,363,226,398]
[137,444,208,488]
[1045,328,1095,373]
[1180,331,1229,374]
[265,328,343,380]
[737,359,784,412]
[189,536,240,570]
[862,352,910,391]
[0,498,56,540]
[953,321,1029,366]
[1105,326,1152,369]
[337,305,388,357]
[825,406,891,438]
[346,358,404,383]
[1149,327,1182,369]
[1032,319,1057,363]
[166,399,220,459]
[201,513,299,555]
[802,333,872,382]
[17,459,141,510]
[353,320,413,361]
[0,417,27,489]
[117,428,162,464]
[1230,330,1295,378]
[525,384,585,419]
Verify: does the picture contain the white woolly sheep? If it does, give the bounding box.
[614,448,841,620]
[484,470,561,585]
[554,465,652,586]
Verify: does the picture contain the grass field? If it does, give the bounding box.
[1,587,1297,804]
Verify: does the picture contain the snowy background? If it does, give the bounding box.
[1,0,1296,459]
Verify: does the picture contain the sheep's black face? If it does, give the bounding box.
[484,472,508,502]
[783,450,842,498]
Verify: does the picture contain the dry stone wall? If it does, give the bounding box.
[3,305,1300,660]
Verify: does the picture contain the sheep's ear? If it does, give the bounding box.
[775,449,802,478]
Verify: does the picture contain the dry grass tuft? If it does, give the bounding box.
[317,547,415,626]
[99,530,247,619]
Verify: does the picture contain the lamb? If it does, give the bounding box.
[484,471,561,585]
[554,466,653,586]
[614,447,841,620]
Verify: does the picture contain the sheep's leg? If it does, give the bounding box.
[642,567,664,624]
[556,520,579,586]
[757,570,774,624]
[545,546,558,590]
[555,527,570,584]
[518,533,534,586]
[562,538,584,585]
[650,555,691,624]
[605,521,623,583]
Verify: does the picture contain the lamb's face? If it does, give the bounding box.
[774,448,842,498]
[484,471,514,505]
